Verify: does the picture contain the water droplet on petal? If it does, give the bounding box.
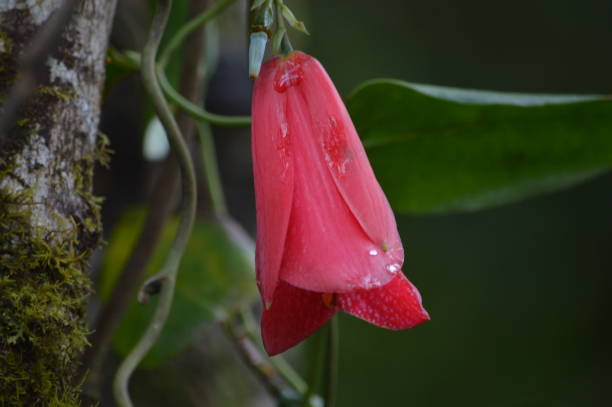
[385,263,400,274]
[369,249,378,256]
[362,275,382,289]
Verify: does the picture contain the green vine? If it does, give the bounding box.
[112,0,197,405]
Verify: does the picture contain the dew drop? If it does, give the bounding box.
[362,275,382,289]
[369,249,379,256]
[385,263,400,274]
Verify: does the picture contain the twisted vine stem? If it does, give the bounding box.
[110,1,333,405]
[112,0,197,405]
[158,0,251,127]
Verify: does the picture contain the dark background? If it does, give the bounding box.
[101,0,612,405]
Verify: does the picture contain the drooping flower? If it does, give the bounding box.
[251,51,429,356]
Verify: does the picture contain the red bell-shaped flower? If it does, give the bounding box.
[251,51,429,355]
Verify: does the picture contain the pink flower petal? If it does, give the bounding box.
[252,58,295,306]
[274,54,399,293]
[338,273,430,329]
[252,52,429,355]
[298,53,404,269]
[261,280,335,356]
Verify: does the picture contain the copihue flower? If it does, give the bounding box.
[251,51,429,356]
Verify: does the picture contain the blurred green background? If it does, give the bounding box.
[302,1,612,406]
[100,0,612,405]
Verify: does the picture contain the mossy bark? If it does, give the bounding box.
[0,1,117,406]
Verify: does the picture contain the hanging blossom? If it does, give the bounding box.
[251,51,429,355]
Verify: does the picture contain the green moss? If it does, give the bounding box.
[0,189,90,406]
[71,132,111,241]
[16,118,30,127]
[0,30,13,54]
[0,132,109,406]
[94,132,112,169]
[38,86,75,101]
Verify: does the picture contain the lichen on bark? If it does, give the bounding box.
[0,1,116,405]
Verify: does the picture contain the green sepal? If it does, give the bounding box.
[279,3,309,35]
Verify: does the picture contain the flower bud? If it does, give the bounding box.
[248,32,268,79]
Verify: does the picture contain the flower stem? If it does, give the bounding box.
[112,0,197,405]
[158,67,251,126]
[193,13,307,400]
[234,309,308,395]
[275,0,293,55]
[196,122,227,217]
[158,0,236,69]
[223,314,299,401]
[303,327,326,407]
[270,352,309,396]
[324,316,339,407]
[157,0,251,127]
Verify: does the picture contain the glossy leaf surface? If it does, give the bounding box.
[347,80,612,214]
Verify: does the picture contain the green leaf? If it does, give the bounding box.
[346,79,612,214]
[99,209,256,367]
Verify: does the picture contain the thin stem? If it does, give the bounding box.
[112,0,197,405]
[80,162,178,392]
[82,0,208,393]
[303,327,326,407]
[191,6,305,399]
[156,0,251,127]
[270,354,309,396]
[240,307,258,334]
[274,0,293,54]
[324,316,339,407]
[158,0,235,69]
[196,122,227,217]
[158,67,251,126]
[223,316,297,401]
[202,20,221,83]
[237,309,308,395]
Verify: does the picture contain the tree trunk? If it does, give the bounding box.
[0,1,117,405]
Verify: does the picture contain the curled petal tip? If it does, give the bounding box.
[338,274,429,330]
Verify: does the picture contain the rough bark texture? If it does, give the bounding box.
[0,1,116,405]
